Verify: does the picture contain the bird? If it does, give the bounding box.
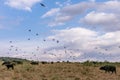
[28,38,30,40]
[56,40,59,43]
[64,46,66,49]
[36,33,39,36]
[40,3,46,7]
[94,47,98,49]
[52,39,55,41]
[9,41,12,43]
[28,29,31,32]
[10,45,14,47]
[37,46,39,48]
[105,49,108,51]
[15,49,18,51]
[43,39,46,41]
[118,46,120,48]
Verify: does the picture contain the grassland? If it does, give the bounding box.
[0,60,120,80]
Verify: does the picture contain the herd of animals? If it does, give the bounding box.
[1,60,117,74]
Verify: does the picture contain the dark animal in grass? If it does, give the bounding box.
[2,62,15,70]
[30,61,39,65]
[51,62,54,64]
[41,61,47,64]
[100,65,116,74]
[92,61,97,64]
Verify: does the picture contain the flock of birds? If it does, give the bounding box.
[7,28,62,61]
[7,31,120,62]
[4,2,120,62]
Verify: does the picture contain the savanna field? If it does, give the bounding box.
[0,59,120,80]
[1,0,120,80]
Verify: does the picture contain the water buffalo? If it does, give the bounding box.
[2,62,15,70]
[41,61,47,64]
[100,65,116,74]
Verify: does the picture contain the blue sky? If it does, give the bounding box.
[0,0,120,62]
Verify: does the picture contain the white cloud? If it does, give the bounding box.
[48,22,64,27]
[46,27,120,62]
[53,2,94,26]
[48,15,73,27]
[4,0,42,11]
[55,0,72,7]
[55,15,72,22]
[42,0,120,31]
[0,27,120,62]
[82,11,117,25]
[97,0,120,12]
[80,0,120,31]
[63,0,72,6]
[42,1,95,27]
[48,27,97,42]
[81,11,120,31]
[2,0,120,62]
[41,8,60,18]
[55,2,63,7]
[61,2,94,16]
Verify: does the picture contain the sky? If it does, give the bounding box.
[0,0,120,62]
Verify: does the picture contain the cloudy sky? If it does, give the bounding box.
[0,0,120,62]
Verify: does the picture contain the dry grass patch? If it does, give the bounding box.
[0,61,119,80]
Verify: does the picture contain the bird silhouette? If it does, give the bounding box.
[52,39,55,41]
[28,29,31,32]
[43,39,46,41]
[28,38,30,40]
[36,33,39,36]
[9,41,12,43]
[40,3,46,7]
[118,46,120,48]
[56,40,59,43]
[10,45,14,47]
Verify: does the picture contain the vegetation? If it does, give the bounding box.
[0,57,28,62]
[0,57,120,80]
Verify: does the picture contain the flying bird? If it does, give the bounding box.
[43,39,46,41]
[52,39,55,41]
[64,46,66,49]
[105,49,108,51]
[118,46,120,48]
[28,38,30,40]
[10,45,14,47]
[40,3,46,7]
[9,41,12,43]
[36,33,39,36]
[56,40,59,43]
[15,49,18,51]
[28,29,31,32]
